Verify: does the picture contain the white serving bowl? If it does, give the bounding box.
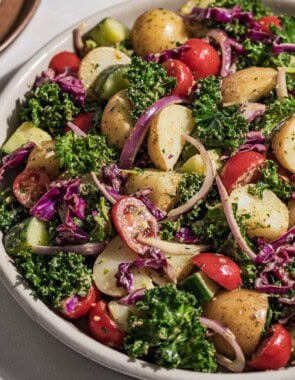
[0,1,294,379]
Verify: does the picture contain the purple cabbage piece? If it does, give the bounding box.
[55,223,88,245]
[102,163,126,192]
[135,189,166,221]
[0,142,36,182]
[30,187,62,221]
[118,288,146,305]
[175,227,199,243]
[228,38,245,54]
[240,103,267,122]
[35,68,86,105]
[144,45,190,64]
[247,29,274,44]
[62,294,79,314]
[238,129,266,153]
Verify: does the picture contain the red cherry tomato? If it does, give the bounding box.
[64,112,94,134]
[257,16,281,34]
[60,285,99,320]
[49,51,81,74]
[248,324,292,370]
[13,168,50,208]
[193,253,241,290]
[179,38,221,80]
[162,59,194,97]
[89,300,124,348]
[221,151,266,194]
[112,197,159,255]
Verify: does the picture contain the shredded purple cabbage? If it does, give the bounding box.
[134,189,166,221]
[247,29,274,44]
[118,288,146,305]
[55,223,88,245]
[102,163,126,192]
[0,142,36,183]
[238,129,266,153]
[144,45,190,64]
[174,227,199,243]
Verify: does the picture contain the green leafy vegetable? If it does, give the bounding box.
[210,0,271,18]
[14,249,92,308]
[19,82,80,136]
[0,188,27,233]
[55,132,118,177]
[125,284,217,372]
[125,57,176,121]
[270,16,295,44]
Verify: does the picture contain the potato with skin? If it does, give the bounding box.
[288,199,295,228]
[101,90,133,148]
[203,289,269,358]
[229,184,289,241]
[222,67,277,106]
[124,169,182,212]
[148,105,195,171]
[26,141,60,180]
[131,9,188,56]
[272,114,295,173]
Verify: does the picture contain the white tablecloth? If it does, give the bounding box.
[0,1,131,379]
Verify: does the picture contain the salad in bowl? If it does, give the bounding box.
[0,0,295,375]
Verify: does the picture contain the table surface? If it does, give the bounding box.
[0,1,131,379]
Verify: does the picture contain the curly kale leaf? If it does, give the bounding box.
[190,76,248,153]
[125,57,176,121]
[19,82,80,136]
[0,188,27,233]
[55,132,118,177]
[125,285,217,373]
[209,0,271,18]
[270,16,295,44]
[14,249,92,308]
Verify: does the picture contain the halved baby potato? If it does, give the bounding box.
[148,105,195,171]
[26,141,60,180]
[288,199,295,228]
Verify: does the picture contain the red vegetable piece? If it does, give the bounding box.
[112,196,159,255]
[193,253,241,290]
[248,324,292,370]
[61,285,99,320]
[49,51,81,74]
[13,168,50,208]
[257,16,281,34]
[179,38,221,80]
[221,151,266,194]
[162,59,194,97]
[64,112,94,134]
[89,300,124,348]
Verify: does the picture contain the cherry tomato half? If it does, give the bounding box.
[193,253,241,290]
[64,112,94,134]
[112,197,159,255]
[162,59,194,97]
[89,300,124,348]
[179,38,221,80]
[13,168,50,208]
[221,151,266,194]
[61,285,99,320]
[257,16,281,34]
[248,324,292,370]
[49,51,81,74]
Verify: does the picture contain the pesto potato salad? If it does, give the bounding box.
[1,0,295,374]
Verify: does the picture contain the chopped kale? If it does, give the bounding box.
[0,188,27,233]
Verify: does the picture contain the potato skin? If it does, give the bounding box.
[272,114,295,173]
[203,289,268,358]
[124,169,182,212]
[131,9,188,56]
[101,90,133,148]
[288,199,295,228]
[222,67,277,106]
[26,141,60,180]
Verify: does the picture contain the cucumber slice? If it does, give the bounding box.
[94,64,129,100]
[180,271,220,304]
[2,122,52,154]
[4,217,49,254]
[83,18,130,47]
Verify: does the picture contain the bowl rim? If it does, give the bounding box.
[0,0,294,379]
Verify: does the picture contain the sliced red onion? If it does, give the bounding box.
[144,45,190,64]
[62,294,79,314]
[90,172,116,204]
[207,29,231,78]
[278,296,295,305]
[273,37,295,54]
[247,29,274,44]
[279,311,295,325]
[200,317,246,373]
[240,103,266,122]
[167,135,214,220]
[216,175,257,261]
[32,242,106,256]
[228,38,245,54]
[119,96,187,169]
[118,288,146,305]
[276,67,288,100]
[66,121,87,137]
[254,277,293,294]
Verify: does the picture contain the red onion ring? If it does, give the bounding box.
[200,317,245,372]
[66,121,87,137]
[207,29,231,78]
[276,67,288,100]
[32,242,106,256]
[216,175,257,261]
[167,135,214,220]
[90,172,116,204]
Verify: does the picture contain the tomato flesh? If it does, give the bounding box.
[61,285,99,320]
[49,51,81,74]
[13,168,50,208]
[193,253,241,290]
[221,151,266,194]
[257,16,281,34]
[112,197,159,255]
[89,300,124,348]
[179,38,221,80]
[248,324,292,370]
[64,112,94,134]
[162,59,194,97]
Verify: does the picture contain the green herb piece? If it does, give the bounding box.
[0,188,27,233]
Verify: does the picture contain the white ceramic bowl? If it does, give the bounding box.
[0,1,294,379]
